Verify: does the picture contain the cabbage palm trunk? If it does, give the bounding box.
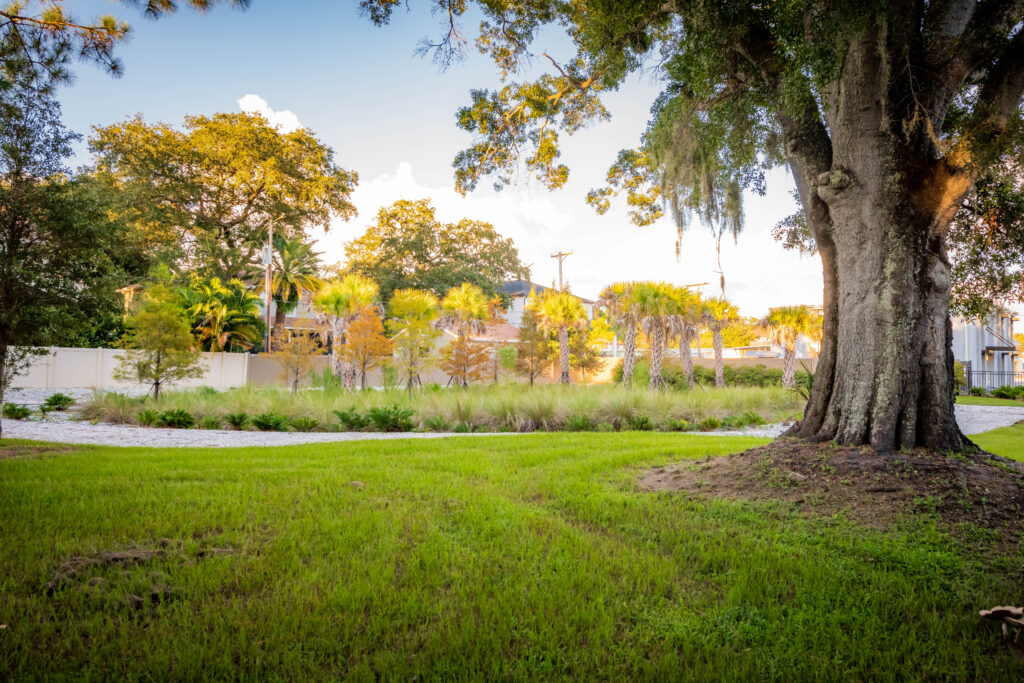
[556,326,570,384]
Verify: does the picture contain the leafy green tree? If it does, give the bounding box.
[758,306,824,388]
[0,82,124,436]
[387,288,441,395]
[113,283,203,401]
[570,314,613,385]
[89,111,358,279]
[534,288,587,385]
[365,0,1024,452]
[180,276,266,352]
[344,198,528,303]
[702,298,740,389]
[313,274,379,389]
[514,300,549,386]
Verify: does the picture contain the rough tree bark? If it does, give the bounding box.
[777,25,980,453]
[621,324,637,386]
[711,328,725,389]
[648,325,665,389]
[781,345,796,388]
[557,326,571,384]
[680,331,694,389]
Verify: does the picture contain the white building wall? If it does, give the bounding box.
[13,347,251,391]
[951,312,1019,383]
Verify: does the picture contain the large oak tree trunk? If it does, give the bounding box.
[781,28,972,453]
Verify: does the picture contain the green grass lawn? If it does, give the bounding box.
[956,395,1024,407]
[1,434,1022,680]
[973,422,1024,461]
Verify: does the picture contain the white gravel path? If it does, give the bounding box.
[3,388,1021,447]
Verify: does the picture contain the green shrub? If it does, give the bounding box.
[969,386,987,396]
[136,409,160,427]
[991,385,1024,400]
[613,358,807,390]
[251,412,288,431]
[289,416,320,432]
[367,405,415,432]
[158,409,195,429]
[224,412,249,430]
[334,408,369,431]
[454,422,472,433]
[423,416,451,432]
[660,418,694,432]
[2,403,31,419]
[953,361,967,392]
[199,415,222,430]
[42,393,75,411]
[197,386,220,397]
[564,414,594,432]
[626,415,653,431]
[699,416,722,431]
[595,421,615,432]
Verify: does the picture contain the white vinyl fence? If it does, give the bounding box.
[15,347,251,391]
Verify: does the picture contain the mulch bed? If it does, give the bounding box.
[638,438,1024,540]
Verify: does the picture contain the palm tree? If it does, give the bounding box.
[438,283,490,387]
[183,277,266,353]
[598,281,643,387]
[701,297,740,388]
[269,236,323,332]
[758,305,823,387]
[535,288,588,384]
[668,287,703,389]
[438,282,490,338]
[313,274,379,389]
[631,282,681,389]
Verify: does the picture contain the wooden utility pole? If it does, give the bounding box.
[550,251,572,290]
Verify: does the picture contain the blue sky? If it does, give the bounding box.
[58,0,832,315]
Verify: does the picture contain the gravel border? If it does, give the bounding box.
[2,391,1021,448]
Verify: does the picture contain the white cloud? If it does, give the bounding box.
[237,94,303,133]
[310,162,826,317]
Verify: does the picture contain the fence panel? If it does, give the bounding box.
[967,370,1024,391]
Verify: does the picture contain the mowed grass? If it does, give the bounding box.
[956,395,1024,407]
[1,434,1022,680]
[973,422,1024,461]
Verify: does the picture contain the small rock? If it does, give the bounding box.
[788,471,808,481]
[351,481,366,489]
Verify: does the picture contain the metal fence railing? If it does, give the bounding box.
[966,370,1024,391]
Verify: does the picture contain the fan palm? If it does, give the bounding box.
[182,277,266,353]
[758,305,823,387]
[313,274,379,389]
[701,297,740,388]
[631,282,682,389]
[535,288,588,384]
[597,281,643,387]
[668,287,703,389]
[438,282,490,337]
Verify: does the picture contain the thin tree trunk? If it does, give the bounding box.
[680,332,694,389]
[330,316,345,379]
[713,329,724,389]
[649,325,665,389]
[622,324,637,386]
[782,346,797,387]
[0,343,7,439]
[557,327,571,384]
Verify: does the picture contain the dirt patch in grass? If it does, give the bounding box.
[0,443,82,459]
[44,541,236,609]
[638,438,1024,539]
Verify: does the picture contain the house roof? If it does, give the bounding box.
[501,279,595,304]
